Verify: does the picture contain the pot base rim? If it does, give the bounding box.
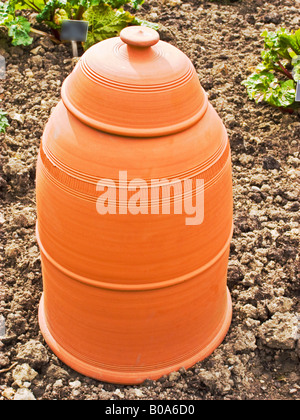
[38,290,232,385]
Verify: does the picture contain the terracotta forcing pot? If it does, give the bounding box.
[36,26,233,384]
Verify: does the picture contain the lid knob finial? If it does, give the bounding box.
[120,26,160,48]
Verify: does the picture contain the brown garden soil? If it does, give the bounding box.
[0,0,299,401]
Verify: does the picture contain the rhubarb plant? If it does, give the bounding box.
[242,28,300,111]
[0,0,157,49]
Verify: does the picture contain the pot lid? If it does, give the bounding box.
[61,26,208,137]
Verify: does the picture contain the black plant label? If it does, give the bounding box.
[60,20,89,42]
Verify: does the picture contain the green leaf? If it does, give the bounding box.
[294,28,300,50]
[36,0,70,29]
[285,34,300,56]
[7,16,33,46]
[13,0,46,12]
[105,0,131,8]
[242,71,274,102]
[261,28,292,62]
[68,0,90,6]
[292,55,300,82]
[131,0,144,9]
[53,8,69,26]
[289,49,297,59]
[88,0,106,6]
[0,110,9,134]
[278,79,297,107]
[0,1,13,25]
[132,16,159,30]
[83,3,135,49]
[68,0,130,8]
[242,71,296,108]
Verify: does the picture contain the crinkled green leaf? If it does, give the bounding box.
[262,27,300,62]
[264,79,295,107]
[292,55,300,82]
[261,48,281,68]
[294,28,300,51]
[0,110,9,134]
[90,1,144,9]
[36,0,71,29]
[89,0,107,5]
[13,0,46,11]
[242,71,296,108]
[53,9,69,26]
[68,0,89,6]
[131,0,144,9]
[106,0,131,8]
[132,16,159,30]
[83,4,135,49]
[242,71,275,102]
[279,79,297,104]
[288,29,300,56]
[69,0,132,9]
[0,1,13,25]
[261,28,292,62]
[7,16,33,46]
